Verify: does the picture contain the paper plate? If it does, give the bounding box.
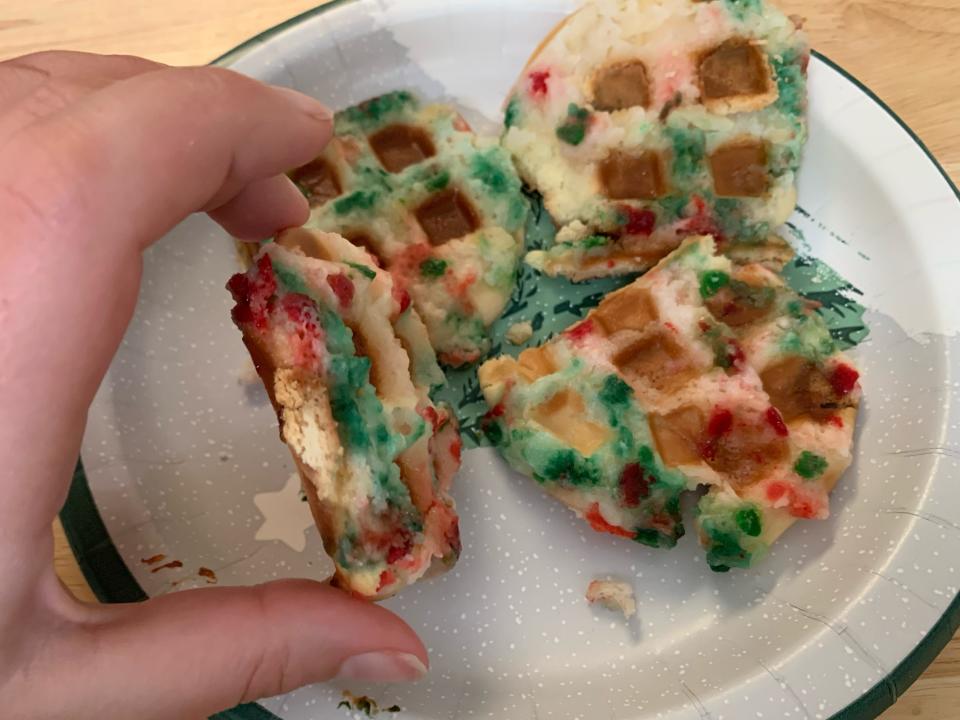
[62,1,960,718]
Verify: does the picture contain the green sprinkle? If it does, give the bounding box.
[634,528,662,548]
[705,528,751,570]
[337,90,416,129]
[771,52,805,119]
[735,507,763,537]
[637,445,655,465]
[333,190,378,216]
[699,270,731,298]
[386,706,402,713]
[483,421,504,445]
[724,0,763,19]
[582,234,611,249]
[543,449,575,480]
[598,375,632,407]
[666,126,705,178]
[504,96,521,128]
[556,123,586,146]
[659,195,689,220]
[273,263,309,296]
[337,701,350,710]
[425,169,451,192]
[419,258,448,278]
[794,451,828,479]
[556,104,591,146]
[346,262,376,280]
[470,151,515,195]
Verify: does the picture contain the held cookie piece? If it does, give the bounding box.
[480,236,860,569]
[294,91,528,366]
[227,235,461,599]
[503,0,808,279]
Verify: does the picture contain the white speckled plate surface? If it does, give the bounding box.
[64,2,960,719]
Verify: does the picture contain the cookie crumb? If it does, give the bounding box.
[505,321,534,345]
[338,691,402,716]
[586,579,636,619]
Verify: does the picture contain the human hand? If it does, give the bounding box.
[0,51,428,720]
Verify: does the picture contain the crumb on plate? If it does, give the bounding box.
[586,579,636,619]
[505,321,534,345]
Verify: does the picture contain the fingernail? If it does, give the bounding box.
[335,651,428,683]
[275,86,332,123]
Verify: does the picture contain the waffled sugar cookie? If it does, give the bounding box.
[294,91,528,366]
[227,231,461,599]
[479,236,860,570]
[502,0,809,279]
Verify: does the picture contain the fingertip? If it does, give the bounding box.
[273,85,334,128]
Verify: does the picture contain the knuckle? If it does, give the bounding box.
[160,65,258,103]
[18,78,92,120]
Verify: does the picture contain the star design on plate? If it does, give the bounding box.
[253,473,315,552]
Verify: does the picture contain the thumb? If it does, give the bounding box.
[43,580,427,720]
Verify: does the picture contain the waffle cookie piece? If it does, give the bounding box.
[502,0,808,279]
[694,253,860,569]
[295,91,528,366]
[227,232,461,599]
[479,236,860,570]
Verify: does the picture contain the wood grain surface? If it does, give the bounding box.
[3,1,956,718]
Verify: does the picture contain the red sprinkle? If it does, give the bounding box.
[726,340,746,370]
[528,70,550,97]
[392,285,412,314]
[227,255,278,330]
[827,415,845,428]
[226,272,249,302]
[280,293,308,323]
[765,407,790,437]
[766,481,824,519]
[450,437,463,463]
[622,206,656,236]
[620,463,651,507]
[707,408,734,438]
[377,569,396,592]
[683,195,725,241]
[565,318,595,342]
[830,364,860,397]
[327,273,355,308]
[790,496,818,520]
[766,481,788,502]
[585,504,635,539]
[386,536,413,564]
[663,321,679,333]
[419,405,440,431]
[700,408,734,461]
[449,271,478,299]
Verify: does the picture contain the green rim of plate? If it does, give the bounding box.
[58,3,960,719]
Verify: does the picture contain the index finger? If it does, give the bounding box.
[0,66,332,544]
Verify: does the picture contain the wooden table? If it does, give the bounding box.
[3,1,957,717]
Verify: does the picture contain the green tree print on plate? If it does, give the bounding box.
[434,195,869,448]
